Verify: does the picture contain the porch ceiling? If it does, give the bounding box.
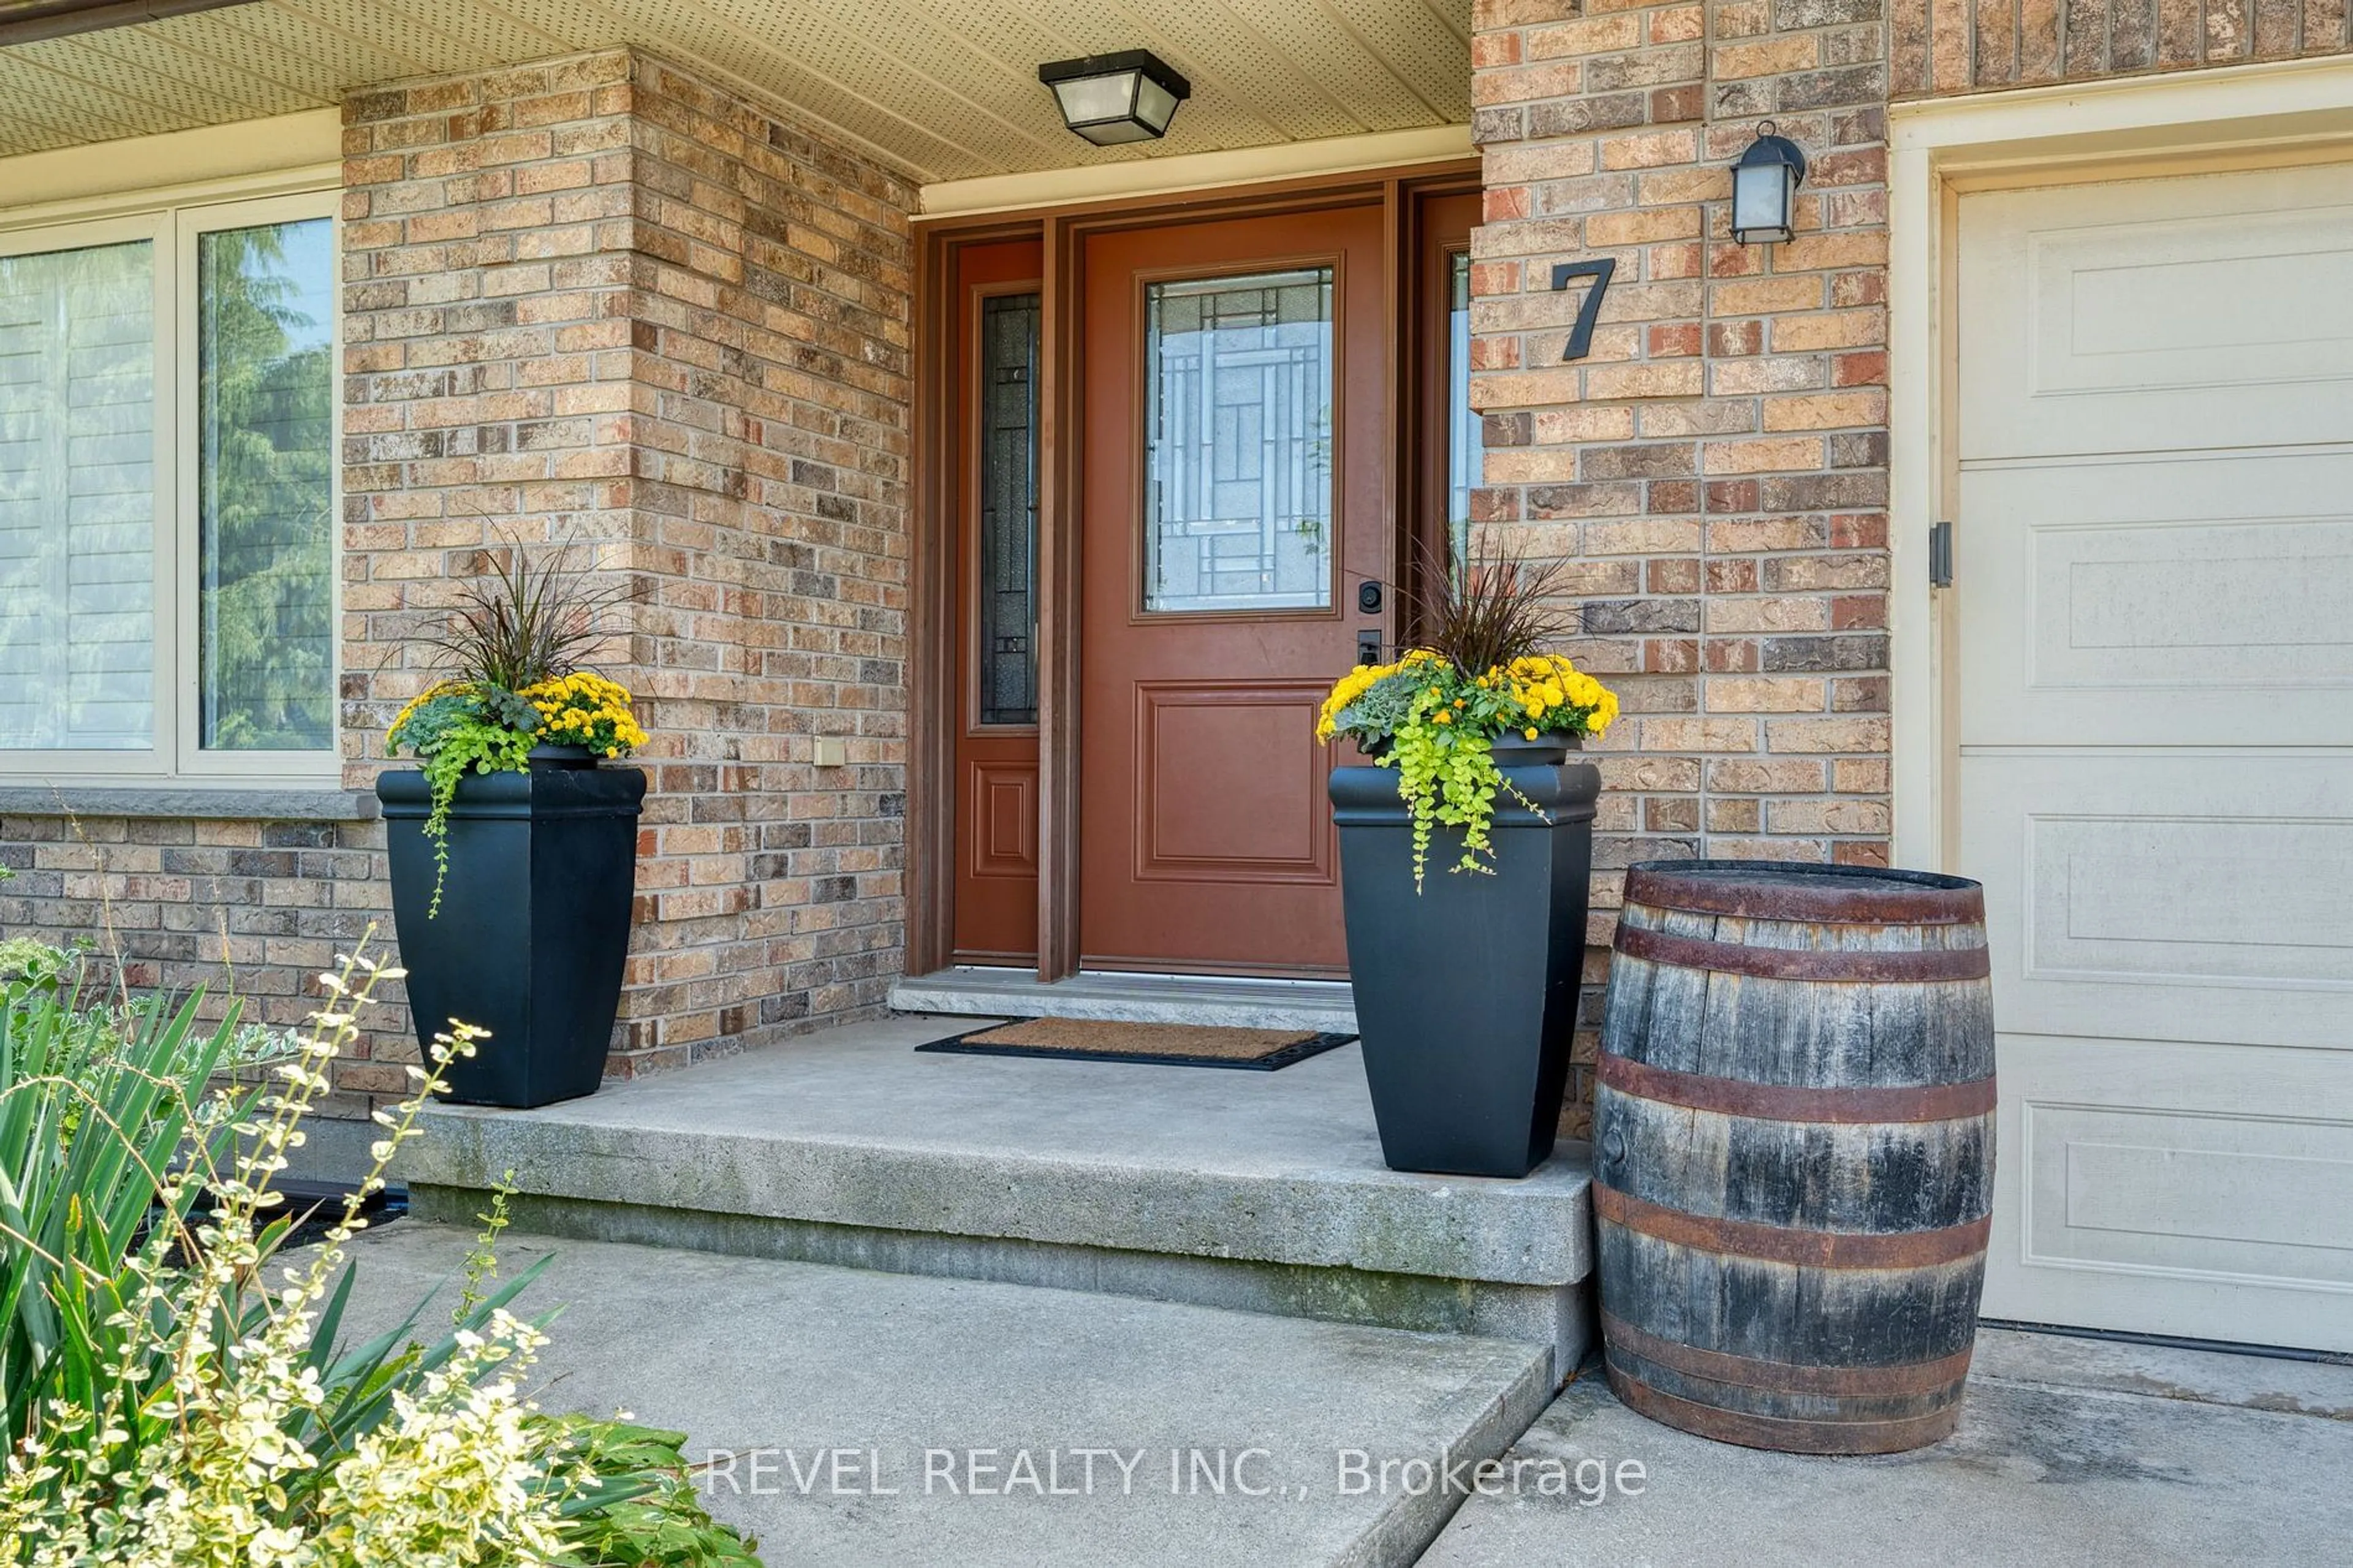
[0,0,1472,183]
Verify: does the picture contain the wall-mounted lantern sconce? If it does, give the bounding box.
[1038,50,1192,145]
[1730,122,1807,245]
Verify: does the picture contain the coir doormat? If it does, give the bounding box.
[915,1016,1355,1072]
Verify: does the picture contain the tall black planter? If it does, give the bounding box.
[376,749,645,1108]
[1330,735,1600,1178]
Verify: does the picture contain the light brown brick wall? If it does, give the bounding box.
[0,47,914,1122]
[0,816,409,1119]
[1893,0,2352,93]
[1472,3,2352,1134]
[341,48,916,1080]
[1471,0,1893,1130]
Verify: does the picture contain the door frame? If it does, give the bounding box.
[1885,52,2353,875]
[909,159,1480,981]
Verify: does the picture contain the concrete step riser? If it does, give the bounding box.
[407,1182,1593,1378]
[400,1016,1597,1385]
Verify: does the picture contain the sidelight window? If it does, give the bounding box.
[976,291,1040,727]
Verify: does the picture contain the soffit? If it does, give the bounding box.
[0,0,1472,184]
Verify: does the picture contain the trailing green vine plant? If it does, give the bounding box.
[1319,547,1620,891]
[387,684,539,916]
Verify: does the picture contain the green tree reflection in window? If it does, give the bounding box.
[197,219,334,751]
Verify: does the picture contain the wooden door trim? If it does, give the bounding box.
[909,161,1480,984]
[917,157,1479,238]
[910,220,1037,978]
[1393,178,1480,646]
[1036,213,1082,979]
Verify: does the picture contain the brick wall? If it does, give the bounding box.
[1471,3,2350,1135]
[1471,0,1895,1131]
[1893,0,2352,93]
[0,814,406,1119]
[1469,4,1896,884]
[341,48,916,1080]
[0,47,915,1125]
[617,58,915,1067]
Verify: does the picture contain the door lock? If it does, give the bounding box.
[1356,629,1384,665]
[1357,581,1384,613]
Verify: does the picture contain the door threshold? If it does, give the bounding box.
[890,966,1357,1034]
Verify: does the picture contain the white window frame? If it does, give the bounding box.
[0,173,341,789]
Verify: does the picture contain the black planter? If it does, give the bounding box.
[1330,734,1601,1178]
[376,747,645,1108]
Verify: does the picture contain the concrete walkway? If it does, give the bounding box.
[333,1222,1553,1568]
[333,1220,2353,1567]
[1425,1328,2353,1568]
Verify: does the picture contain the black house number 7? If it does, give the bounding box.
[1551,258,1616,362]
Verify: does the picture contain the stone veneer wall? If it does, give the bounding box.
[0,48,914,1120]
[1467,0,2350,1134]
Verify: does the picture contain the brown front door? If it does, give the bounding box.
[1077,205,1389,974]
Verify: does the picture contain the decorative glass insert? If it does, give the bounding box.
[1142,268,1333,613]
[1447,251,1483,577]
[198,218,335,750]
[0,239,156,749]
[977,292,1040,726]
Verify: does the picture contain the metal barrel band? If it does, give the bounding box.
[1623,862,1987,926]
[1603,1361,1962,1456]
[1593,1183,1994,1270]
[1600,1310,1976,1399]
[1613,920,1993,983]
[1596,1051,1998,1125]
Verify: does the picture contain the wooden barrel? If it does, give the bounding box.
[1593,860,1995,1455]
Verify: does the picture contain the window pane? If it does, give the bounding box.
[1143,268,1333,613]
[0,240,156,750]
[1447,252,1483,576]
[977,292,1039,727]
[199,218,334,751]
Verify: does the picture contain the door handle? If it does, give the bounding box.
[1356,629,1384,665]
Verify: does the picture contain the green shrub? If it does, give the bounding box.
[0,942,759,1566]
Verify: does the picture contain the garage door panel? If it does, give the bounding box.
[1957,451,2353,746]
[1963,752,2353,1050]
[1984,1036,2353,1351]
[1961,162,2353,459]
[1960,161,2353,1351]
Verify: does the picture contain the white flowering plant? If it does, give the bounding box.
[0,939,759,1567]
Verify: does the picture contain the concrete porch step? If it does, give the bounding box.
[399,1014,1595,1378]
[336,1223,1556,1568]
[890,966,1358,1034]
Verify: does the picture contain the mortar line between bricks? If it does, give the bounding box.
[1699,0,1718,858]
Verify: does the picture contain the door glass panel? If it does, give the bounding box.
[977,291,1039,725]
[1447,252,1482,575]
[0,239,156,749]
[1142,268,1333,613]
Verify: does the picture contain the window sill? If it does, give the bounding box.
[0,785,378,823]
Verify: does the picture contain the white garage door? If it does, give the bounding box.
[1957,161,2353,1353]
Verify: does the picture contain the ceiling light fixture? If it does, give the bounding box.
[1037,50,1192,146]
